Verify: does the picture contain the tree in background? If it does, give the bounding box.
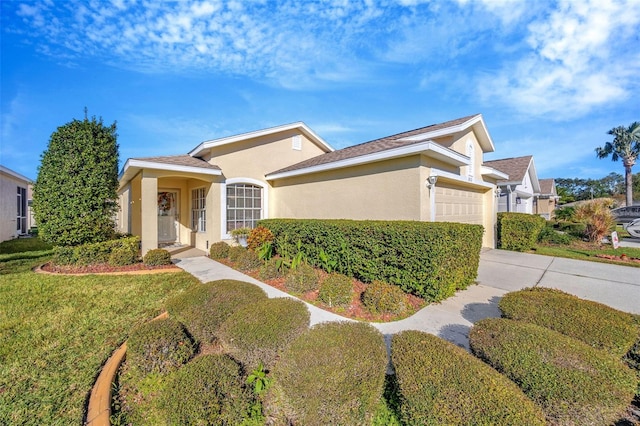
[33,114,119,246]
[595,121,640,206]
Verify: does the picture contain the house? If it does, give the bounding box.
[0,165,33,242]
[483,156,541,215]
[535,178,559,219]
[117,114,507,254]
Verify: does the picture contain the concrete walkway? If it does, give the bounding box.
[174,248,640,350]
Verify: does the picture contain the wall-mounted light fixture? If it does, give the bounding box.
[495,187,502,196]
[426,175,438,188]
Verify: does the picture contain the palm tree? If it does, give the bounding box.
[595,121,640,206]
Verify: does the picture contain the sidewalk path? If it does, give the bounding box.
[174,249,640,350]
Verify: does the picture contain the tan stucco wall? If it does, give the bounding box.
[0,171,30,241]
[271,156,424,221]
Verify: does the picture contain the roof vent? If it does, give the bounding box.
[292,135,302,151]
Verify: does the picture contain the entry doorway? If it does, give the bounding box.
[158,191,179,244]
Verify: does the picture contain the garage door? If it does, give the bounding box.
[435,184,483,224]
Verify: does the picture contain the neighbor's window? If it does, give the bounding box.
[226,183,262,232]
[191,188,206,232]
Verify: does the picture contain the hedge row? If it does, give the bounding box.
[272,322,388,425]
[259,219,483,302]
[470,318,637,425]
[53,235,139,266]
[166,280,267,344]
[497,212,546,251]
[391,330,546,425]
[500,287,640,358]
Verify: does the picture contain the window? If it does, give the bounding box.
[226,183,262,232]
[17,186,27,234]
[191,188,206,232]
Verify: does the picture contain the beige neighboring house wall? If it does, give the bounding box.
[535,178,559,219]
[118,115,505,254]
[0,165,33,242]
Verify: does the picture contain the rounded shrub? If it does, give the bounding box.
[259,257,286,280]
[284,263,319,294]
[499,287,639,358]
[362,280,406,315]
[236,249,262,271]
[228,245,247,262]
[142,248,172,266]
[391,330,545,425]
[318,273,353,307]
[166,280,267,344]
[209,241,230,259]
[469,318,637,425]
[537,224,574,245]
[218,297,310,370]
[159,354,253,425]
[273,321,387,426]
[247,225,274,251]
[127,317,195,375]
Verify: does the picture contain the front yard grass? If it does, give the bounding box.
[533,242,640,267]
[0,238,199,425]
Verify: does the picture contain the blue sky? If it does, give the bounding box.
[2,0,639,182]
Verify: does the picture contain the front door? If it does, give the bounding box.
[158,191,179,244]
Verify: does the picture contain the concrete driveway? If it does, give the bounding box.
[175,248,640,350]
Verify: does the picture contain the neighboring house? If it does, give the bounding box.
[117,114,506,254]
[535,178,559,219]
[0,165,33,242]
[484,156,541,215]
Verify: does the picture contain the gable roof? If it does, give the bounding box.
[538,178,557,196]
[483,155,541,192]
[189,122,334,157]
[118,155,222,189]
[0,165,32,183]
[266,114,493,180]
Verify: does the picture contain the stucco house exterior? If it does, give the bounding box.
[484,156,541,215]
[117,114,507,254]
[534,178,559,219]
[0,165,33,242]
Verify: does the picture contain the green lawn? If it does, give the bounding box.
[533,243,640,267]
[0,238,199,425]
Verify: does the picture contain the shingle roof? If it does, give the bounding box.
[269,114,480,175]
[131,155,220,171]
[483,156,533,183]
[538,178,556,195]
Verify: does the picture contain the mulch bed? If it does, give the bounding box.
[217,258,426,322]
[39,262,180,275]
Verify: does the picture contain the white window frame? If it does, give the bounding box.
[220,178,269,240]
[191,187,206,233]
[466,139,475,182]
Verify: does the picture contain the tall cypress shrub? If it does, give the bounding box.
[33,114,119,246]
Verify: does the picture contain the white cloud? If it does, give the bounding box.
[480,0,640,119]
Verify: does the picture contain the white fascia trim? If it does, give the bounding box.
[397,115,495,152]
[266,141,469,181]
[0,165,32,183]
[189,122,334,157]
[119,159,222,180]
[219,177,269,241]
[430,168,494,190]
[480,166,509,180]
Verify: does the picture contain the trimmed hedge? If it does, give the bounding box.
[497,212,546,251]
[159,354,253,425]
[166,280,267,344]
[362,280,407,315]
[260,219,483,302]
[284,263,319,294]
[142,249,172,266]
[391,330,546,425]
[499,287,639,358]
[470,318,637,425]
[273,321,387,425]
[127,317,195,375]
[318,273,353,307]
[209,241,230,259]
[218,297,310,370]
[53,235,139,265]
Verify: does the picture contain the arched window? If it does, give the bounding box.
[226,183,263,233]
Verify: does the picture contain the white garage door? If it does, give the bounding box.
[435,184,484,224]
